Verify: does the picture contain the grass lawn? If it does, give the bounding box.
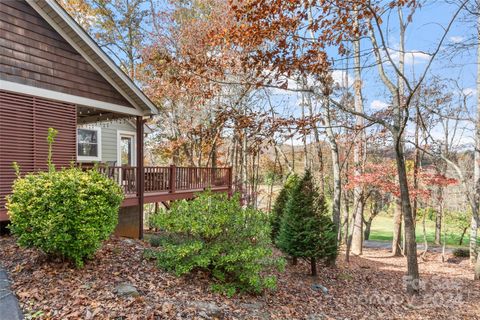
[369,215,475,248]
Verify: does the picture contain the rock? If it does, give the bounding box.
[240,302,270,319]
[240,302,264,310]
[311,284,328,295]
[114,282,139,297]
[85,308,93,320]
[161,302,174,314]
[190,301,223,318]
[306,313,326,320]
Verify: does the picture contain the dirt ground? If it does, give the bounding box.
[1,235,479,320]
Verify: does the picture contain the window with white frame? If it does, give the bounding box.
[77,128,101,161]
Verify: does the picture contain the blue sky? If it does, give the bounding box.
[269,1,477,147]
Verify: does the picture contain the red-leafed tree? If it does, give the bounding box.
[346,160,458,253]
[346,161,458,201]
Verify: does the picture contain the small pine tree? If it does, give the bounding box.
[276,170,338,276]
[270,174,298,242]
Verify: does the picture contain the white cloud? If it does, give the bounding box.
[387,49,430,65]
[462,87,477,97]
[450,36,465,43]
[331,70,353,88]
[404,52,430,64]
[370,100,389,110]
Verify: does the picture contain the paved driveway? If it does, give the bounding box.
[364,240,454,253]
[0,266,23,320]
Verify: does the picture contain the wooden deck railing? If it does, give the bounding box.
[79,164,232,196]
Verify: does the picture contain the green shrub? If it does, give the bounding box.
[6,128,124,267]
[7,167,124,267]
[452,248,470,258]
[270,174,298,242]
[277,170,338,275]
[148,233,183,248]
[149,235,162,247]
[150,191,285,296]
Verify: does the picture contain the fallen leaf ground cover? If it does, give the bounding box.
[1,235,479,320]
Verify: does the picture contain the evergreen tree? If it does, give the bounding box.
[270,174,298,242]
[276,170,338,276]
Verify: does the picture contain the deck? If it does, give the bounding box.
[0,165,232,222]
[90,165,233,207]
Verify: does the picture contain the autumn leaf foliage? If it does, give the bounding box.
[345,161,458,200]
[211,0,418,89]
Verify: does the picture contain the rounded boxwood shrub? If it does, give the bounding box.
[6,167,124,267]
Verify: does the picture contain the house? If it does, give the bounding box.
[77,120,152,167]
[0,0,232,238]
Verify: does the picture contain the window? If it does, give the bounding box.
[77,128,101,161]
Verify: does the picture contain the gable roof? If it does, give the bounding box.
[27,0,157,116]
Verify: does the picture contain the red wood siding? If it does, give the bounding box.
[0,0,133,107]
[0,91,77,219]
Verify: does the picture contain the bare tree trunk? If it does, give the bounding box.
[435,210,442,245]
[306,2,325,194]
[351,7,365,256]
[473,3,480,271]
[412,110,421,223]
[328,136,342,237]
[422,211,428,257]
[324,100,341,238]
[313,135,325,193]
[311,257,317,277]
[475,255,480,280]
[300,81,309,169]
[459,227,468,246]
[435,158,447,245]
[351,200,364,255]
[442,229,447,263]
[392,199,403,256]
[343,189,352,262]
[309,100,326,193]
[363,202,379,241]
[393,7,408,259]
[364,217,373,241]
[290,133,295,172]
[471,215,478,264]
[395,137,420,295]
[342,163,350,245]
[267,150,280,212]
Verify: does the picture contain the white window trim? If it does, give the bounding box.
[117,130,137,166]
[77,127,102,162]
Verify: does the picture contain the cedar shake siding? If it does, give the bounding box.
[0,0,132,107]
[0,90,77,220]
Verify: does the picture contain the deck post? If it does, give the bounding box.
[136,116,145,239]
[228,166,233,198]
[169,164,176,193]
